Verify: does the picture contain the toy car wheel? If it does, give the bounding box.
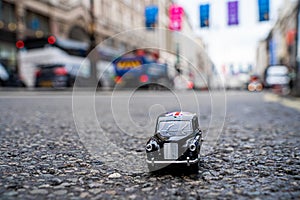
[189,162,199,173]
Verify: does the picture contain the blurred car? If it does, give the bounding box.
[264,65,290,87]
[35,64,75,88]
[264,65,291,94]
[0,63,26,87]
[225,73,250,90]
[146,111,203,172]
[248,81,263,92]
[112,55,173,90]
[173,75,194,90]
[97,61,116,89]
[247,75,263,92]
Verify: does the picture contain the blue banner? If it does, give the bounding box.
[145,5,158,29]
[200,4,210,28]
[269,39,276,65]
[258,0,269,21]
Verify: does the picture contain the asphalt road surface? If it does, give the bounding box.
[0,90,299,199]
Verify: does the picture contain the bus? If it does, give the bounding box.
[112,52,173,89]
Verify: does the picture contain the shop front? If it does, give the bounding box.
[0,29,17,71]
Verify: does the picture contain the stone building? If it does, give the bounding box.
[256,0,298,79]
[0,0,209,88]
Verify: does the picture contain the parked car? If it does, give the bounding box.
[145,111,203,172]
[35,64,75,88]
[0,63,26,87]
[247,75,263,92]
[97,61,116,89]
[264,65,291,94]
[264,65,290,87]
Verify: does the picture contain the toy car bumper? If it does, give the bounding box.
[146,157,199,166]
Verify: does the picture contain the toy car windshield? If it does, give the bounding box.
[157,120,192,137]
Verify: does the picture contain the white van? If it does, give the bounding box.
[265,65,290,87]
[18,46,90,87]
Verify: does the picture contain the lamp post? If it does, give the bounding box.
[88,0,98,87]
[169,2,183,74]
[175,35,181,74]
[15,0,25,74]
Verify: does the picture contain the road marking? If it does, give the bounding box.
[264,93,300,112]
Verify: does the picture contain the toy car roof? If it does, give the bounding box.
[157,111,197,121]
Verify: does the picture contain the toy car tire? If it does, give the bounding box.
[189,162,199,173]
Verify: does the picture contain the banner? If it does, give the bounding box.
[145,5,159,29]
[258,0,269,21]
[169,4,184,31]
[200,4,210,28]
[228,1,239,26]
[269,39,276,65]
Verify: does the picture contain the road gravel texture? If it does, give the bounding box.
[0,91,299,199]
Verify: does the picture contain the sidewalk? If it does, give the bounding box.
[264,92,300,112]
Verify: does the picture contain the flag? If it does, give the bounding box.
[228,1,239,26]
[169,4,184,31]
[258,0,269,21]
[200,4,210,28]
[145,5,159,29]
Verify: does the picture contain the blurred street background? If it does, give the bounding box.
[0,0,299,94]
[0,0,300,199]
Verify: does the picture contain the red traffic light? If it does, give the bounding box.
[16,40,24,49]
[48,36,56,45]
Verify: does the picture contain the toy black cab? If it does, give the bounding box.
[146,111,203,172]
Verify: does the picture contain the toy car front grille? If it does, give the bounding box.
[163,143,178,159]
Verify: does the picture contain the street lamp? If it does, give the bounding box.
[169,2,184,74]
[88,0,98,87]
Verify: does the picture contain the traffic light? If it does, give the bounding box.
[258,0,269,21]
[200,4,210,28]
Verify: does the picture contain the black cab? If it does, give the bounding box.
[146,111,203,172]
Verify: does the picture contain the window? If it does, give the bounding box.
[0,2,16,24]
[0,41,17,69]
[193,117,199,130]
[25,10,50,33]
[123,0,132,6]
[158,120,192,137]
[136,1,142,12]
[0,63,9,81]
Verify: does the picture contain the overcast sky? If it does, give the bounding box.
[177,0,285,70]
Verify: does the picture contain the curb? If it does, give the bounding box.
[264,92,300,112]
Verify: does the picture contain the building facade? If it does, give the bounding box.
[0,0,172,69]
[0,0,210,88]
[256,0,298,80]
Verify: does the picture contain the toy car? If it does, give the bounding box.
[145,111,203,172]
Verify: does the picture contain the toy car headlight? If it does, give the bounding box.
[146,140,158,152]
[146,144,152,151]
[183,138,193,148]
[189,143,196,151]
